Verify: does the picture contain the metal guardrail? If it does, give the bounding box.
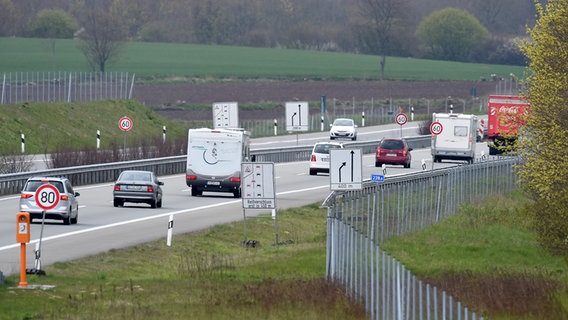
[0,136,430,196]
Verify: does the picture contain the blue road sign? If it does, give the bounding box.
[371,174,385,182]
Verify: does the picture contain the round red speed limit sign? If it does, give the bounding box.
[119,116,133,132]
[395,113,408,125]
[430,121,443,135]
[35,183,61,211]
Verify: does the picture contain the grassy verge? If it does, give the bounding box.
[1,192,565,319]
[381,191,568,319]
[0,100,188,154]
[0,204,366,320]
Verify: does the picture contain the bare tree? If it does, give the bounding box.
[357,0,409,80]
[75,0,127,72]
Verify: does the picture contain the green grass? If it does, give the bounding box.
[381,191,568,319]
[0,37,527,81]
[0,100,188,154]
[0,204,367,320]
[0,192,566,319]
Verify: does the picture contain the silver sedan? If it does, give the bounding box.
[113,170,164,208]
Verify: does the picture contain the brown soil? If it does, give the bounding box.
[133,80,496,120]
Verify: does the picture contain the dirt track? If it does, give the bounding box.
[133,80,496,120]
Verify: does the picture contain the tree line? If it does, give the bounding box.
[0,0,544,75]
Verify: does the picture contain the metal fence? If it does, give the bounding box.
[323,157,520,319]
[1,72,135,104]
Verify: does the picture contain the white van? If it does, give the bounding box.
[185,128,251,197]
[431,113,477,164]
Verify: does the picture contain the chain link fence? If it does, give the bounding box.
[1,71,135,104]
[323,157,520,319]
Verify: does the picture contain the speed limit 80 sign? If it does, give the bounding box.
[35,184,61,211]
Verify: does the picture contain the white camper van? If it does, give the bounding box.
[431,113,477,164]
[186,128,251,198]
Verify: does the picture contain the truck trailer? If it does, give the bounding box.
[185,128,251,198]
[487,95,530,155]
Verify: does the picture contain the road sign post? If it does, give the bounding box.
[33,183,60,275]
[241,162,278,245]
[395,113,407,136]
[118,116,133,159]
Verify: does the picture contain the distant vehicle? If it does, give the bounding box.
[19,176,80,225]
[487,95,530,155]
[186,128,251,198]
[330,118,357,140]
[431,113,477,164]
[375,138,412,168]
[309,141,344,175]
[113,170,163,208]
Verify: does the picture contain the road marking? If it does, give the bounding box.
[0,184,329,252]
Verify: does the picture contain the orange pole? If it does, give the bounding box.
[19,243,27,287]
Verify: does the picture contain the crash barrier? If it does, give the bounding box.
[323,157,519,319]
[0,136,430,196]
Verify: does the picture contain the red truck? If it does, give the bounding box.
[487,95,530,155]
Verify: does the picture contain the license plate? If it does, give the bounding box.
[207,181,220,186]
[123,185,143,191]
[387,153,397,157]
[322,157,329,162]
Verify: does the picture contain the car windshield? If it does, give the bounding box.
[314,144,341,154]
[333,119,353,126]
[24,180,65,193]
[381,140,405,149]
[120,171,152,182]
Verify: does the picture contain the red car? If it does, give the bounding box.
[375,138,412,168]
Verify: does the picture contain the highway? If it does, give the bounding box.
[0,122,487,276]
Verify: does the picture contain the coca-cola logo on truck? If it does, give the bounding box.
[489,105,521,115]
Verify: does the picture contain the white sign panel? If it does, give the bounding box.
[285,101,309,131]
[330,149,363,190]
[241,162,276,209]
[213,102,239,128]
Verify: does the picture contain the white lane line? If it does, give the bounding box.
[0,184,329,252]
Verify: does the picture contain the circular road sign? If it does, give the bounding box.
[35,183,61,211]
[430,121,443,135]
[119,116,133,132]
[395,113,408,125]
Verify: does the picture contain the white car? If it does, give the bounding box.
[309,141,344,175]
[330,118,357,140]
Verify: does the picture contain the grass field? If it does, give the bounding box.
[0,193,565,319]
[0,37,527,82]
